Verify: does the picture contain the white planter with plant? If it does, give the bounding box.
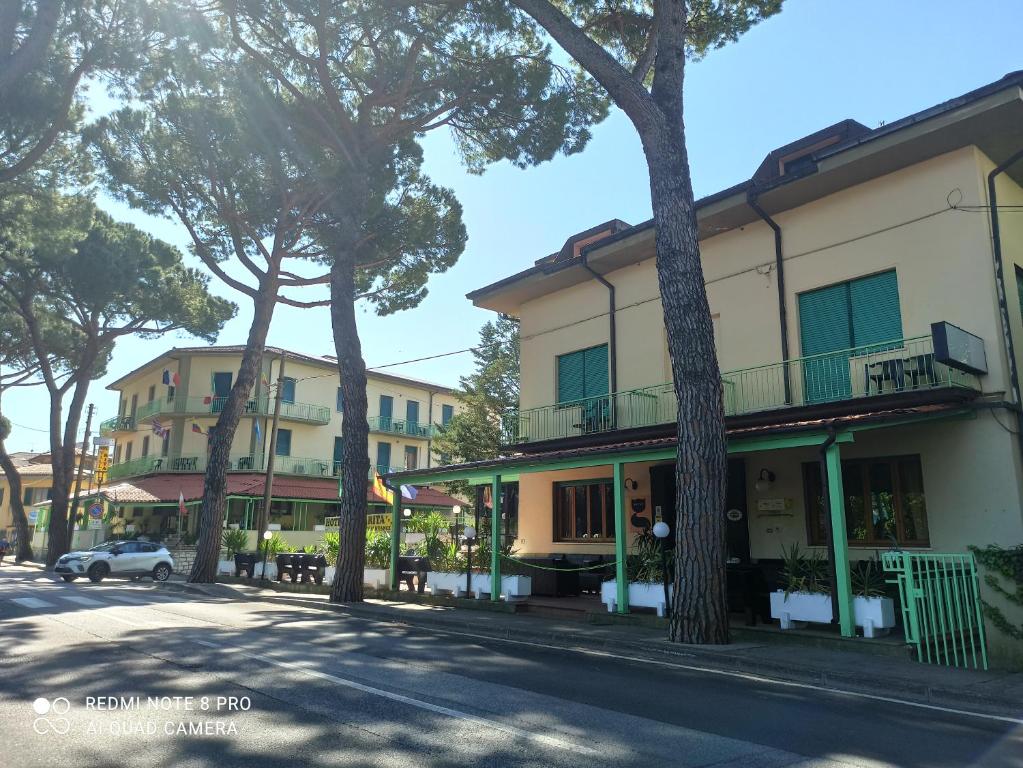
[770,546,896,637]
[220,529,249,576]
[364,568,389,588]
[426,570,467,596]
[470,573,532,601]
[601,580,672,617]
[364,530,392,589]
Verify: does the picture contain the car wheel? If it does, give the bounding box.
[152,563,172,582]
[61,575,77,582]
[87,562,109,583]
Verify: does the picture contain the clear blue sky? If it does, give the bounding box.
[5,0,1022,452]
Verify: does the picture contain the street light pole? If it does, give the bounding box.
[463,525,476,598]
[260,529,272,583]
[652,521,670,616]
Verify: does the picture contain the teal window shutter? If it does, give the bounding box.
[557,350,586,403]
[441,404,454,426]
[799,284,852,355]
[375,442,391,472]
[850,270,902,346]
[583,344,609,397]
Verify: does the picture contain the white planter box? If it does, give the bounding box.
[853,595,897,638]
[253,562,278,580]
[601,580,672,617]
[770,591,896,637]
[426,571,531,601]
[324,566,335,584]
[217,560,234,575]
[364,567,389,589]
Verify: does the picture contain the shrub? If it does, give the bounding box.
[318,532,340,563]
[221,529,249,559]
[261,532,293,556]
[365,530,391,569]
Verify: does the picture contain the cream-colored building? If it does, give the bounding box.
[390,73,1023,666]
[1,451,93,549]
[79,346,463,551]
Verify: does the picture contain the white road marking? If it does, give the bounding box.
[58,595,106,606]
[193,639,598,754]
[98,610,157,628]
[11,597,56,609]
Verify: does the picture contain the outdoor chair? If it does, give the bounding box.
[276,553,299,582]
[234,552,259,578]
[396,555,429,593]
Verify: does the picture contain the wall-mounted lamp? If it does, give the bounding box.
[624,478,638,491]
[452,505,462,516]
[754,469,776,493]
[402,508,412,518]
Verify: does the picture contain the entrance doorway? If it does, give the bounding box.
[648,459,750,562]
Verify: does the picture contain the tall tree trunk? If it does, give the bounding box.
[329,252,370,603]
[45,370,92,565]
[0,440,33,561]
[643,122,729,645]
[189,281,277,582]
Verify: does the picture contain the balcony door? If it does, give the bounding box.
[798,270,902,404]
[406,400,419,433]
[212,372,233,413]
[379,395,393,430]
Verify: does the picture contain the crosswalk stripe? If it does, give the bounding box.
[58,595,106,606]
[104,595,148,604]
[11,597,56,609]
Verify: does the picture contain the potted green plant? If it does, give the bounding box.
[220,528,249,575]
[601,532,673,616]
[770,543,833,627]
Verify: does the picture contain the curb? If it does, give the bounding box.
[159,581,1023,720]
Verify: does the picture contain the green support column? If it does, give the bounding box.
[491,475,501,601]
[826,442,854,637]
[389,492,401,591]
[613,461,628,614]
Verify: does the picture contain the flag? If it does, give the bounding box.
[171,371,181,387]
[261,373,270,388]
[178,491,187,518]
[372,471,394,505]
[202,395,212,405]
[400,484,418,500]
[254,420,262,443]
[191,423,206,435]
[151,419,169,439]
[162,369,170,385]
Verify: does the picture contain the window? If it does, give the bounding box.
[44,487,51,500]
[142,436,150,457]
[212,372,233,397]
[113,445,122,464]
[406,399,419,426]
[378,395,393,428]
[404,445,418,470]
[23,488,34,506]
[168,385,176,400]
[333,437,343,475]
[553,479,616,542]
[147,384,156,402]
[557,344,609,403]
[130,393,138,417]
[0,488,4,506]
[336,387,344,412]
[281,377,296,404]
[161,433,170,457]
[125,442,133,461]
[798,270,902,402]
[802,455,929,547]
[375,442,391,473]
[441,404,454,426]
[275,429,292,457]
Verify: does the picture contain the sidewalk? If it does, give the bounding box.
[162,578,1023,719]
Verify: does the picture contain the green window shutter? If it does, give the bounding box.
[557,350,586,403]
[799,283,852,355]
[375,442,391,472]
[583,344,609,398]
[850,270,902,346]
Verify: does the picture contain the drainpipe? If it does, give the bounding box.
[426,390,434,468]
[747,190,791,405]
[986,148,1023,462]
[818,422,840,625]
[581,254,617,397]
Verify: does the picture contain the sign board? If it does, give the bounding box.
[88,503,103,519]
[726,508,744,522]
[756,498,791,512]
[88,519,103,529]
[931,321,987,375]
[95,446,111,484]
[27,509,38,523]
[93,437,115,448]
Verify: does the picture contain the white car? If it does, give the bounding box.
[55,541,174,584]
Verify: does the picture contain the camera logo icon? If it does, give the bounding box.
[32,697,71,735]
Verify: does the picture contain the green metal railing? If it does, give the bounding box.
[106,451,415,482]
[104,395,331,431]
[99,415,135,436]
[503,335,981,444]
[367,415,435,438]
[882,551,989,670]
[107,454,205,480]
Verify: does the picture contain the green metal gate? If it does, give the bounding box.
[882,552,988,670]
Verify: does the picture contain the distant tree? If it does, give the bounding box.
[433,316,520,496]
[0,191,234,564]
[505,0,783,644]
[211,0,607,603]
[0,0,160,185]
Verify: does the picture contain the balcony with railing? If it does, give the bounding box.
[105,396,331,431]
[99,415,135,436]
[367,415,435,438]
[502,336,982,445]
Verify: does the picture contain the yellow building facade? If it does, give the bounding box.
[389,73,1023,666]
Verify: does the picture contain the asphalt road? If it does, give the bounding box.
[0,565,1019,768]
